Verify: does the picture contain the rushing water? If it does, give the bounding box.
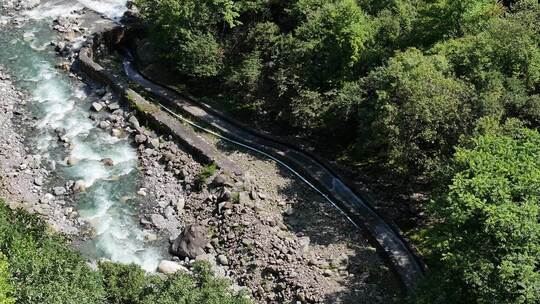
[0,1,164,271]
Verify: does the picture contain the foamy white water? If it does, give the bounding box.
[0,1,164,272]
[25,0,128,20]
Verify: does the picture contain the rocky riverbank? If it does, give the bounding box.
[0,65,83,235]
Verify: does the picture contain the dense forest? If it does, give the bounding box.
[134,0,540,303]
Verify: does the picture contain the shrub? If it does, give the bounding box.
[100,262,149,304]
[195,163,218,187]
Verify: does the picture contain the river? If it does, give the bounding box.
[0,0,164,271]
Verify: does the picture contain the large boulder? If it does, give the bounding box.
[157,260,189,275]
[170,224,208,259]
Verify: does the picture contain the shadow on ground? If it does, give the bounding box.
[213,139,405,304]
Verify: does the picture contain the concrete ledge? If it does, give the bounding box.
[78,36,243,176]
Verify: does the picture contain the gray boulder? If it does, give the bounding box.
[170,224,208,259]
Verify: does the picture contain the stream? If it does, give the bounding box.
[0,0,164,271]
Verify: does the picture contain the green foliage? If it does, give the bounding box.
[136,0,540,178]
[135,0,241,77]
[416,0,503,45]
[100,262,150,304]
[196,163,218,186]
[0,252,14,304]
[433,8,540,124]
[0,203,105,304]
[414,118,540,303]
[0,201,251,304]
[358,48,474,176]
[290,0,373,87]
[142,262,251,304]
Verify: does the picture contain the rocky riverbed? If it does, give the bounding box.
[0,1,403,303]
[0,65,82,235]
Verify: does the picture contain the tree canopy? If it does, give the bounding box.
[415,118,540,303]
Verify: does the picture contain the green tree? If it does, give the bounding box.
[415,118,540,303]
[289,0,373,88]
[136,0,241,77]
[416,0,503,46]
[141,262,251,304]
[358,48,475,176]
[433,11,540,124]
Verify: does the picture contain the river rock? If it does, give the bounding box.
[158,260,189,275]
[128,115,140,128]
[212,174,227,186]
[91,102,103,112]
[111,128,122,137]
[148,138,160,149]
[238,191,251,205]
[170,224,208,259]
[176,197,185,213]
[164,205,175,219]
[163,151,175,162]
[66,156,77,166]
[107,102,120,111]
[217,254,229,265]
[53,186,67,196]
[72,180,86,193]
[134,134,147,144]
[99,120,110,129]
[150,214,167,230]
[101,158,114,166]
[34,177,44,186]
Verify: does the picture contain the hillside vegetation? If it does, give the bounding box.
[0,202,250,304]
[134,0,540,302]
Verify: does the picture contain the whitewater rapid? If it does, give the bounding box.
[0,0,164,271]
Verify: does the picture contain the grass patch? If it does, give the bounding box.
[195,163,217,189]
